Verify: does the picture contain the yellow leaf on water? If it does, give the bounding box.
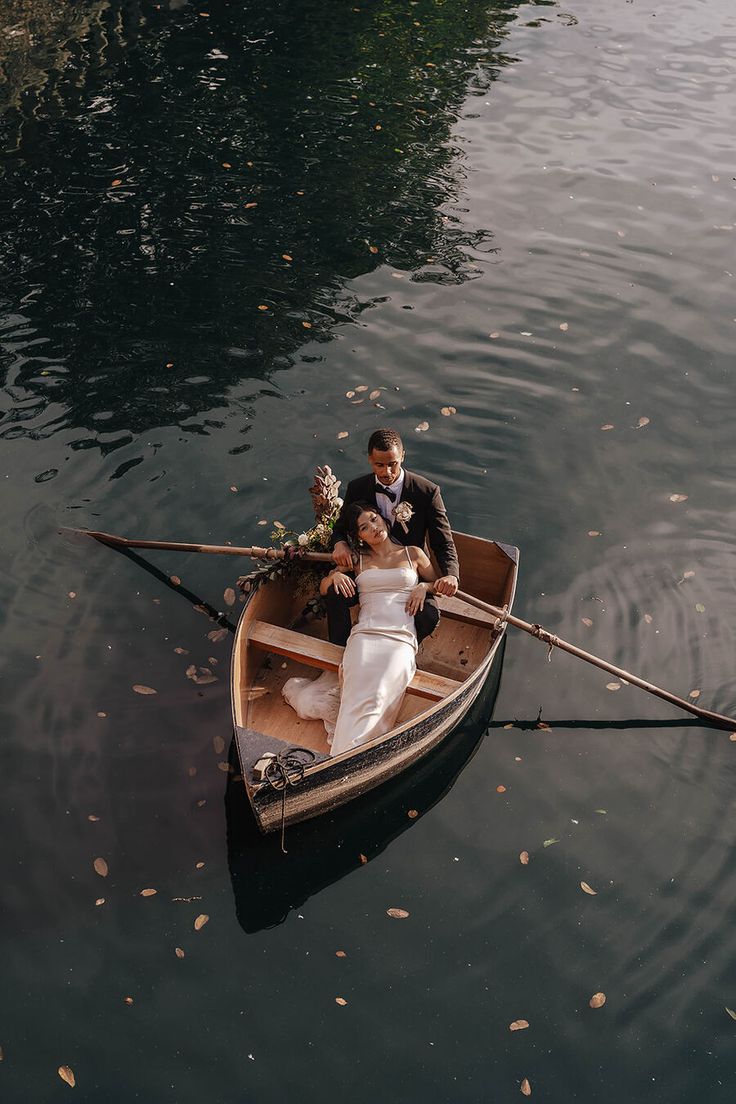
[510,1019,529,1031]
[93,857,108,877]
[386,908,409,919]
[519,851,529,865]
[194,914,209,931]
[223,587,236,606]
[521,1079,532,1096]
[58,1065,76,1087]
[133,685,157,695]
[140,888,157,897]
[244,202,258,209]
[581,882,597,895]
[589,991,606,1008]
[196,861,205,870]
[496,785,507,794]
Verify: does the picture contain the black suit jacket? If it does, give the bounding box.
[331,469,460,580]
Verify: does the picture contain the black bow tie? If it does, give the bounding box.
[375,484,397,502]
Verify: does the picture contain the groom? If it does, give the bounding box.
[327,427,460,646]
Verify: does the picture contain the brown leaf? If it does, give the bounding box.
[606,682,621,692]
[337,431,349,440]
[188,767,197,777]
[95,898,105,907]
[559,322,569,331]
[170,575,181,586]
[282,253,293,261]
[689,689,701,700]
[415,421,429,432]
[588,530,601,537]
[217,761,232,773]
[195,862,205,870]
[521,1078,531,1096]
[335,996,348,1005]
[355,385,369,393]
[589,991,606,1008]
[407,809,418,819]
[208,628,228,642]
[729,733,736,742]
[369,389,381,400]
[336,950,347,958]
[139,888,157,897]
[386,907,409,919]
[124,996,134,1005]
[503,723,514,729]
[496,785,507,793]
[194,914,209,931]
[669,493,688,503]
[581,617,593,627]
[510,1019,530,1031]
[175,947,185,958]
[369,245,379,253]
[345,390,355,398]
[302,321,312,328]
[223,587,236,606]
[643,613,653,624]
[87,815,100,822]
[244,201,258,209]
[68,591,76,599]
[600,424,614,431]
[174,646,189,655]
[440,406,457,416]
[96,711,107,718]
[111,178,122,187]
[58,1065,76,1087]
[213,735,225,755]
[636,416,650,428]
[519,851,529,865]
[133,685,157,695]
[258,304,269,311]
[359,853,368,864]
[93,857,109,877]
[580,882,597,896]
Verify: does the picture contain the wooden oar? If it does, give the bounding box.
[61,527,335,562]
[456,589,736,732]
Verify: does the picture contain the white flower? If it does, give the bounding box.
[335,497,343,509]
[298,533,309,546]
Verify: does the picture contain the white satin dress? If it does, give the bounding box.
[329,550,418,756]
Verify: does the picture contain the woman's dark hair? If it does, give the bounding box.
[343,501,388,550]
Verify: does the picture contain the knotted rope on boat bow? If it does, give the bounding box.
[530,623,560,663]
[263,747,316,853]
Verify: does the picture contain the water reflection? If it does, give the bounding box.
[226,639,505,932]
[0,0,523,443]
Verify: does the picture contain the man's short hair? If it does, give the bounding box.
[367,428,403,454]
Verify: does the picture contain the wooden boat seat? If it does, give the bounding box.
[436,593,499,629]
[247,620,462,702]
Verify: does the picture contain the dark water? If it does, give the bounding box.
[2,0,736,1099]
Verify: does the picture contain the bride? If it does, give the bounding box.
[318,502,437,755]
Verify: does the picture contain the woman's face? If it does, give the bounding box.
[355,509,388,548]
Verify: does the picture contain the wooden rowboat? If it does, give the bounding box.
[231,532,519,834]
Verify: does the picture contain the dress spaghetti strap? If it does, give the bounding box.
[403,546,413,569]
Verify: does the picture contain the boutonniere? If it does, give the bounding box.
[393,500,414,534]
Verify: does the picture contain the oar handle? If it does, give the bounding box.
[456,590,736,732]
[62,528,335,562]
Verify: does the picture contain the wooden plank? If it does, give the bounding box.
[247,620,462,702]
[436,593,499,629]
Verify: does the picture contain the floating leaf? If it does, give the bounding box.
[369,389,381,400]
[140,888,157,897]
[581,617,593,627]
[496,785,507,793]
[643,613,653,624]
[230,485,238,493]
[175,947,185,959]
[223,587,236,606]
[359,853,368,864]
[93,857,109,877]
[196,862,205,869]
[282,253,293,261]
[124,996,133,1005]
[588,530,601,537]
[244,201,258,209]
[335,996,348,1005]
[600,424,614,431]
[208,628,228,643]
[58,1065,76,1087]
[133,685,157,695]
[217,761,232,773]
[726,1007,736,1021]
[169,575,181,586]
[606,682,621,691]
[489,331,500,339]
[542,838,559,848]
[669,493,688,503]
[95,898,105,906]
[194,914,209,931]
[96,711,107,718]
[87,815,99,822]
[68,591,76,599]
[519,851,529,865]
[213,735,225,755]
[595,809,608,815]
[407,809,418,819]
[503,723,514,730]
[355,385,368,393]
[636,416,650,428]
[580,882,597,896]
[521,1079,531,1097]
[689,689,701,700]
[730,733,736,742]
[559,322,569,331]
[589,992,606,1008]
[441,406,457,416]
[301,320,312,329]
[510,1020,530,1031]
[345,390,355,399]
[386,908,409,919]
[683,570,695,580]
[415,421,429,432]
[695,604,706,613]
[336,950,347,958]
[174,647,189,655]
[337,431,349,440]
[258,304,269,311]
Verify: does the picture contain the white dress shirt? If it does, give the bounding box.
[374,469,405,524]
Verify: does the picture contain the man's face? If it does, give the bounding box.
[368,445,405,485]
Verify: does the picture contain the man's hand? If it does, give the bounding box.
[434,574,459,597]
[333,540,353,570]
